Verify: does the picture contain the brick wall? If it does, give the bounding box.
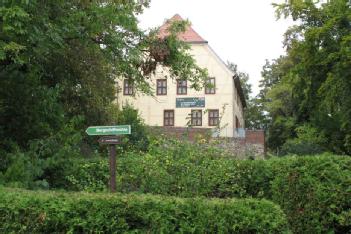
[150,127,266,159]
[246,130,265,145]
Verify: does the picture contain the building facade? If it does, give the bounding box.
[118,14,246,137]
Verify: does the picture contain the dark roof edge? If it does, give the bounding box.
[233,75,247,108]
[186,41,208,44]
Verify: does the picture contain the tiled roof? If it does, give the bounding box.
[158,14,207,43]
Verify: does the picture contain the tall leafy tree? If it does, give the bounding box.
[261,0,351,154]
[227,62,268,129]
[0,0,207,148]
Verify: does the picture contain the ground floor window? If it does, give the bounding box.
[191,110,202,126]
[208,109,219,126]
[164,110,174,126]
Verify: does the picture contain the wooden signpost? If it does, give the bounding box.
[86,125,131,192]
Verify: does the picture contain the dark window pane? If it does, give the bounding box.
[157,79,167,95]
[209,110,219,126]
[191,110,202,126]
[124,79,134,95]
[205,77,215,94]
[177,80,187,95]
[164,110,174,126]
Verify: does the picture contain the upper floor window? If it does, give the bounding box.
[208,109,219,126]
[157,79,167,95]
[177,80,187,95]
[191,110,202,126]
[164,110,174,126]
[205,77,216,94]
[123,79,134,95]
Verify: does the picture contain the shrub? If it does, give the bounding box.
[0,188,289,233]
[65,158,109,192]
[116,104,150,152]
[0,117,83,189]
[271,155,351,233]
[280,124,327,155]
[63,147,351,233]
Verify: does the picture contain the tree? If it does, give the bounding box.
[226,62,267,129]
[261,0,351,154]
[0,1,207,149]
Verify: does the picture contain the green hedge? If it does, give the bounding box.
[0,188,289,233]
[64,152,351,233]
[271,156,351,233]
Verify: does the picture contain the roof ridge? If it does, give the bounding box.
[158,14,207,43]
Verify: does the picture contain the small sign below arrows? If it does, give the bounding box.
[98,136,121,145]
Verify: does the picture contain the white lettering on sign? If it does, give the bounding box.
[96,128,128,133]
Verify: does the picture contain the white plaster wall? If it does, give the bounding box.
[117,43,245,137]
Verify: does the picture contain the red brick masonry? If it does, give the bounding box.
[151,127,266,158]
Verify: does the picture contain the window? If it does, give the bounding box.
[205,77,215,94]
[123,79,134,95]
[177,80,187,95]
[235,115,240,129]
[208,109,219,126]
[191,110,202,126]
[157,79,167,95]
[164,110,174,126]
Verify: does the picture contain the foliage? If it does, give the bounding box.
[0,117,83,189]
[65,158,108,192]
[226,62,268,129]
[0,0,207,151]
[226,62,251,101]
[271,155,351,233]
[0,188,289,233]
[260,0,351,154]
[281,124,328,155]
[63,142,351,232]
[115,104,150,152]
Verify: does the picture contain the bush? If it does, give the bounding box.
[65,158,109,192]
[0,188,289,233]
[280,124,327,155]
[0,117,83,189]
[271,155,351,233]
[116,104,150,152]
[64,144,351,233]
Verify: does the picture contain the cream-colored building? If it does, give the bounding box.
[118,14,246,137]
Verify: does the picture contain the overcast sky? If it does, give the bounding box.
[138,0,294,95]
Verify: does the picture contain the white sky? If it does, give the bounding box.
[138,0,294,96]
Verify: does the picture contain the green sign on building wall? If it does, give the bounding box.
[176,97,205,108]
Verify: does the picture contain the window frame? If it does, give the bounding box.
[191,109,202,126]
[208,109,220,126]
[156,79,167,95]
[205,77,216,94]
[177,79,187,95]
[164,110,174,126]
[123,79,134,96]
[235,115,240,129]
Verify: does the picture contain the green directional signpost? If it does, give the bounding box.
[86,125,131,192]
[86,125,131,136]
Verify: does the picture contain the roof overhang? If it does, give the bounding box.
[233,75,247,108]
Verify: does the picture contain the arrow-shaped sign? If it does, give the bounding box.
[85,125,131,136]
